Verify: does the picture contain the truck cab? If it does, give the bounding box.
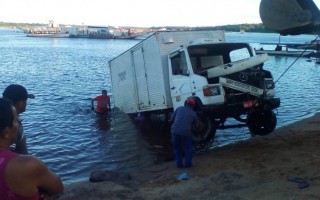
[109,30,280,150]
[168,41,280,145]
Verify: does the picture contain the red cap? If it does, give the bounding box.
[185,99,195,105]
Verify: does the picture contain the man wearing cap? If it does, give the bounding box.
[2,84,35,155]
[169,98,197,168]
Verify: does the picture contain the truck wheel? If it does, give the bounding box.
[192,113,216,145]
[247,109,277,135]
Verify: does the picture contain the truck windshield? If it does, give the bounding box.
[188,43,252,74]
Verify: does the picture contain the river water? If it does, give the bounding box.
[1,28,320,184]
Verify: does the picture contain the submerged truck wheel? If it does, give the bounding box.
[192,113,216,146]
[247,109,277,135]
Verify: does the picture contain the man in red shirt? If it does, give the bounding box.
[91,90,111,114]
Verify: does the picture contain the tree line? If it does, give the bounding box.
[193,23,272,33]
[0,21,45,28]
[1,21,272,33]
[151,23,272,33]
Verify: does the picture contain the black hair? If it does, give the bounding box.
[102,90,107,93]
[3,84,28,104]
[0,98,14,134]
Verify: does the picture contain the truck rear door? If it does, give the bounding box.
[132,47,151,110]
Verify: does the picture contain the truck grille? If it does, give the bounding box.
[220,77,263,97]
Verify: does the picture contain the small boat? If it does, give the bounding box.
[289,40,320,50]
[27,33,69,38]
[256,41,320,58]
[255,49,316,57]
[26,20,70,38]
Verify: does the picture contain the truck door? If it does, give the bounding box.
[132,47,150,110]
[169,50,192,108]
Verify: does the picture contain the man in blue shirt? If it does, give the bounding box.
[169,99,197,168]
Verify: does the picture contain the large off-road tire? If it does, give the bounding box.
[192,113,216,146]
[247,109,277,135]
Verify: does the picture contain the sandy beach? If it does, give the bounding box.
[53,113,320,200]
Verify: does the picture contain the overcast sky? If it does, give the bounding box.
[1,0,320,27]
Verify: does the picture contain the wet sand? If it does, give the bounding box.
[53,113,320,200]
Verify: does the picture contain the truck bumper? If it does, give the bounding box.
[200,97,280,119]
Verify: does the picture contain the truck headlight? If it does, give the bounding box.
[203,86,220,96]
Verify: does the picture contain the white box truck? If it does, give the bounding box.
[109,30,280,148]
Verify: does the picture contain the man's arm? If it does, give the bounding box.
[168,109,177,124]
[107,96,111,112]
[30,157,64,196]
[91,99,95,110]
[14,136,28,155]
[14,122,28,155]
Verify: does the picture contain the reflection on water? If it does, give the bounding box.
[133,116,174,162]
[94,114,111,131]
[1,29,320,184]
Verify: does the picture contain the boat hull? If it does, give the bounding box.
[27,33,70,38]
[255,50,316,57]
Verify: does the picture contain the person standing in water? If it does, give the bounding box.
[91,90,111,114]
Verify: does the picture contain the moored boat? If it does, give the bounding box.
[255,49,316,57]
[27,33,70,38]
[26,20,70,38]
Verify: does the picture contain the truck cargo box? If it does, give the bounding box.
[109,31,225,114]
